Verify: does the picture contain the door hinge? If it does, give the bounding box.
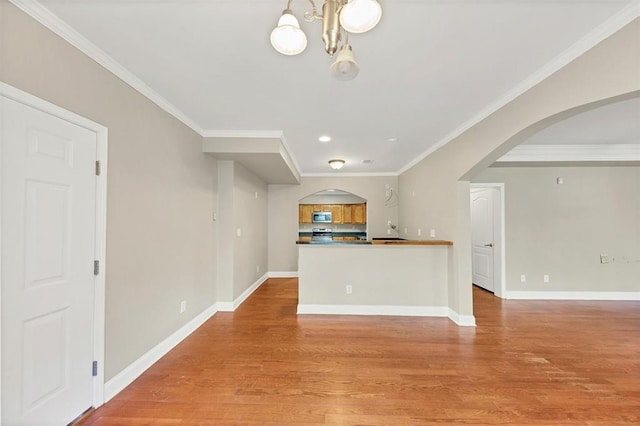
[92,361,98,377]
[94,260,99,275]
[95,160,101,176]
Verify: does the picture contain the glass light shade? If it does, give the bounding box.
[339,0,382,34]
[330,44,360,81]
[270,11,307,55]
[328,159,346,170]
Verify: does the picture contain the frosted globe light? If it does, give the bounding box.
[339,0,382,34]
[270,11,307,55]
[330,44,360,81]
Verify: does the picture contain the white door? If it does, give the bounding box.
[471,188,495,292]
[1,96,97,425]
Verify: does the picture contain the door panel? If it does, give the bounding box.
[2,96,97,425]
[471,189,495,292]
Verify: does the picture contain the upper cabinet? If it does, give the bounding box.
[350,203,366,224]
[298,203,366,224]
[299,204,314,223]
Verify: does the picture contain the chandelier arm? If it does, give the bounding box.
[285,0,321,22]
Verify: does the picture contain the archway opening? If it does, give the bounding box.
[298,189,368,241]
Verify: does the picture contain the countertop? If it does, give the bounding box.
[297,239,453,246]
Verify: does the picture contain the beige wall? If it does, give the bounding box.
[232,162,268,299]
[399,19,640,316]
[268,176,399,272]
[216,161,268,302]
[1,1,218,380]
[298,245,449,307]
[474,166,640,293]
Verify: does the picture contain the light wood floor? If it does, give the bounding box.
[81,278,640,425]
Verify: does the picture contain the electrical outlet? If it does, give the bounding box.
[543,274,550,283]
[417,228,422,237]
[387,229,391,235]
[404,227,408,234]
[180,300,187,313]
[346,285,353,294]
[430,229,436,238]
[257,265,260,273]
[520,274,526,283]
[600,253,609,264]
[236,228,241,237]
[255,191,258,199]
[212,212,217,221]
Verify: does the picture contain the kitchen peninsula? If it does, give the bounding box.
[297,239,453,319]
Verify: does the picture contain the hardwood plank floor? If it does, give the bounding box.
[81,279,640,425]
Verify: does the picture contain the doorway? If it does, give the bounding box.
[0,84,107,424]
[470,184,505,298]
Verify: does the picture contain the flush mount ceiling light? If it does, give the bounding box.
[328,159,346,169]
[318,135,332,142]
[270,0,382,79]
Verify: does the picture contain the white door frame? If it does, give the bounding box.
[470,183,505,298]
[0,82,108,415]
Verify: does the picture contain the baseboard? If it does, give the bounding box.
[104,303,218,402]
[297,304,449,317]
[269,271,299,278]
[448,309,477,327]
[217,273,269,312]
[504,291,640,301]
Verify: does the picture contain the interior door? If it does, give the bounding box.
[471,188,495,292]
[1,96,97,425]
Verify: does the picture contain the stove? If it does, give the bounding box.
[312,228,333,242]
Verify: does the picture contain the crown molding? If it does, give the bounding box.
[301,172,399,177]
[202,129,284,139]
[9,0,205,135]
[497,144,640,162]
[396,1,640,175]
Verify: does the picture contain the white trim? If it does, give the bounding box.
[297,304,449,317]
[497,144,640,162]
[8,0,204,135]
[103,304,218,402]
[470,183,506,299]
[202,129,284,139]
[504,291,640,301]
[216,302,234,311]
[0,82,109,409]
[269,271,299,278]
[301,172,399,177]
[448,309,477,327]
[216,273,269,312]
[397,3,640,175]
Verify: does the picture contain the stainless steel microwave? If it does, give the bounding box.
[312,211,332,223]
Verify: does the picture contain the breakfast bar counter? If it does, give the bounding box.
[297,239,453,319]
[296,239,453,245]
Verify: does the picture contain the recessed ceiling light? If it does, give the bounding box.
[318,135,331,143]
[386,137,398,143]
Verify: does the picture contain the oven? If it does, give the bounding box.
[312,228,333,242]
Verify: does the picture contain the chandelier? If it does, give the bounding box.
[270,0,382,80]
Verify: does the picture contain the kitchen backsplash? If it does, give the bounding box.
[299,223,367,232]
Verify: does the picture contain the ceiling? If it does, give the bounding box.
[29,0,640,179]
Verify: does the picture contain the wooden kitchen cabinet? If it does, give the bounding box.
[327,205,342,224]
[342,203,366,224]
[299,204,314,223]
[342,204,353,223]
[299,203,366,224]
[352,203,366,224]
